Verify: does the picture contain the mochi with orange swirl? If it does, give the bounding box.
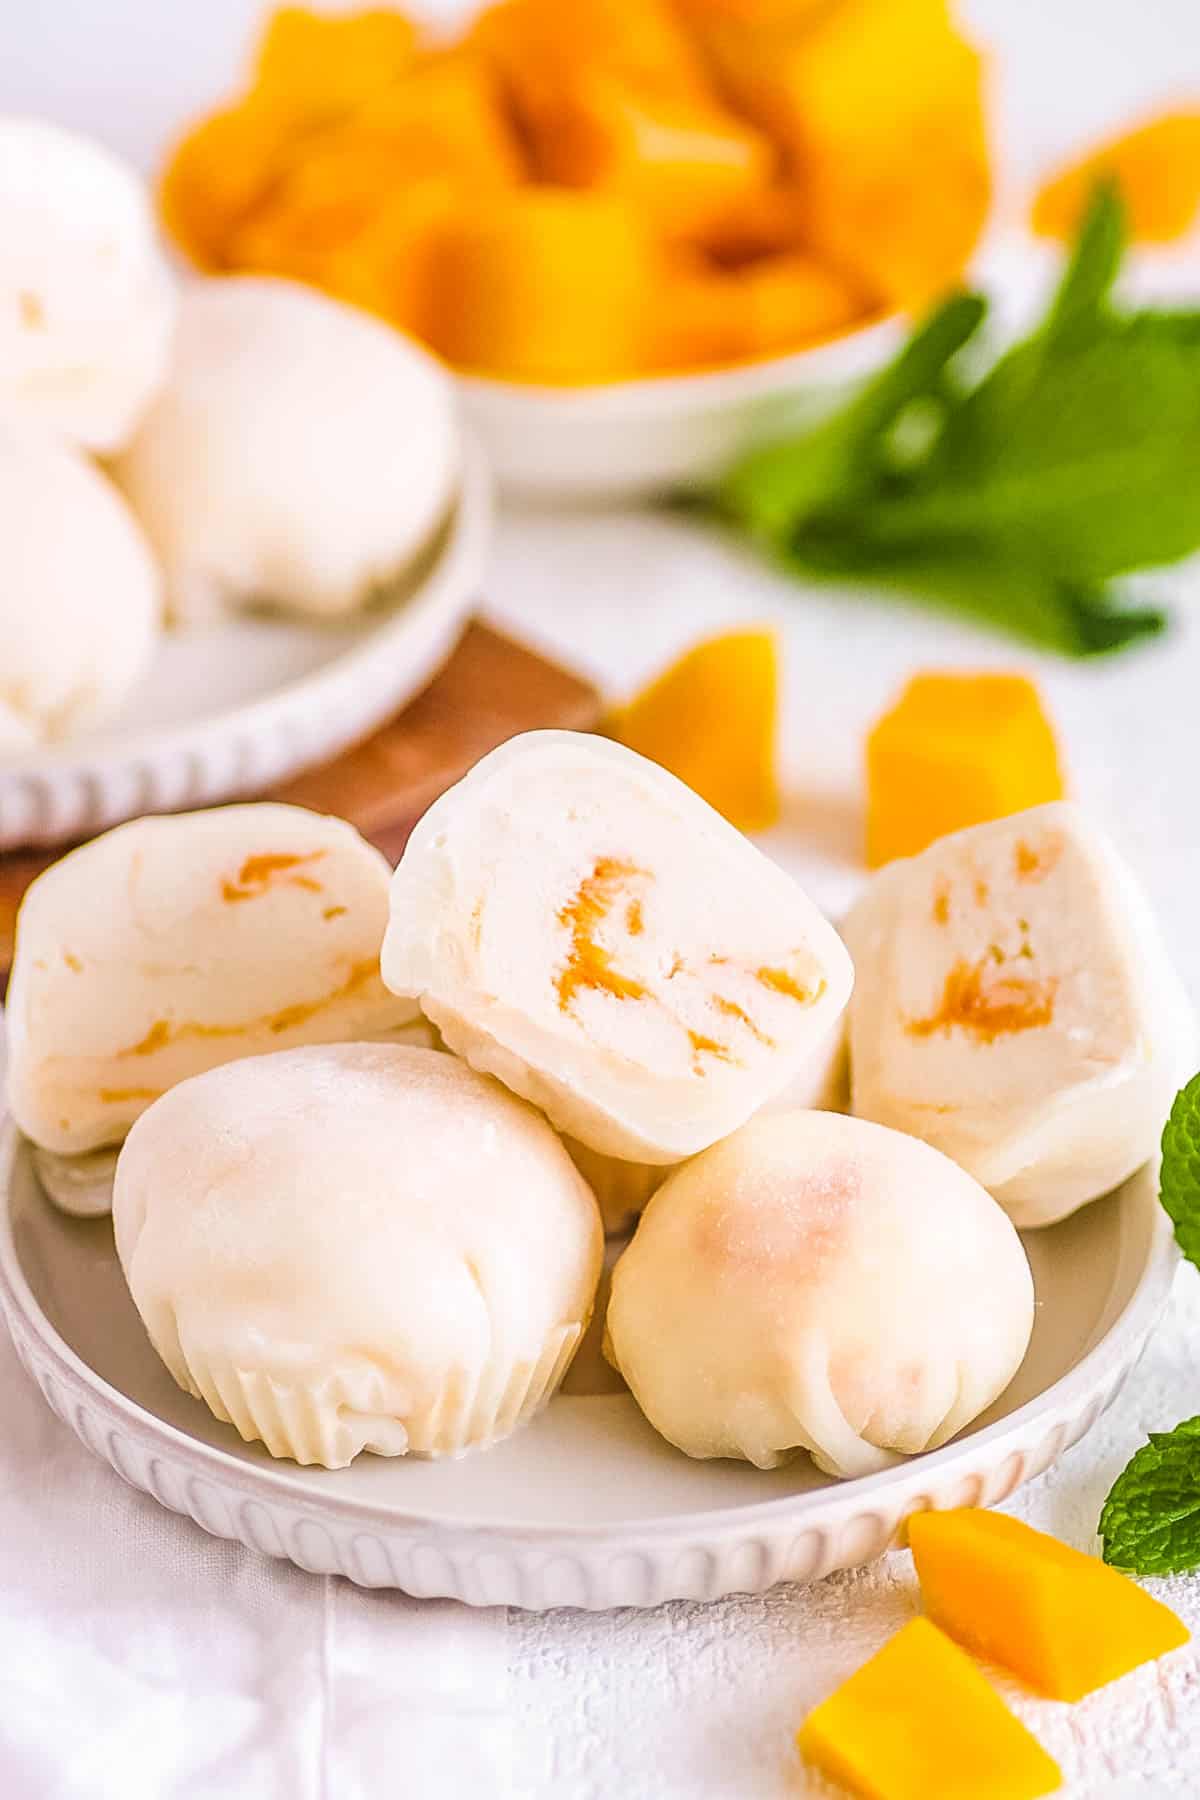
[381,730,854,1165]
[843,802,1195,1226]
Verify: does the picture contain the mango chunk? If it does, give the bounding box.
[798,1618,1061,1800]
[225,52,521,312]
[866,672,1064,868]
[425,190,655,382]
[909,1509,1190,1702]
[473,0,713,109]
[1033,110,1200,245]
[474,0,771,237]
[609,629,780,831]
[533,74,774,237]
[255,6,417,119]
[318,181,463,337]
[647,248,869,370]
[159,101,297,270]
[695,0,990,307]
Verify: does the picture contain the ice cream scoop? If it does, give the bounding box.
[605,1109,1034,1477]
[382,730,854,1163]
[109,276,459,624]
[843,801,1196,1226]
[0,420,160,751]
[0,117,176,451]
[7,802,418,1164]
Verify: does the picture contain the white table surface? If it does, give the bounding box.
[5,3,1200,1795]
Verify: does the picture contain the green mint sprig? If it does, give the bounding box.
[709,184,1193,658]
[1100,1072,1200,1575]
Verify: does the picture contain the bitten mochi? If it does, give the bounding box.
[382,730,853,1165]
[7,803,418,1161]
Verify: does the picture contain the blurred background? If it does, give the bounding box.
[2,0,1200,938]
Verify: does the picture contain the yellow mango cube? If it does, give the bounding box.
[320,182,463,337]
[609,629,780,831]
[697,0,990,307]
[473,0,713,108]
[255,6,417,120]
[740,250,871,352]
[798,1618,1062,1800]
[909,1509,1190,1703]
[226,50,521,299]
[1033,110,1200,245]
[533,74,774,238]
[159,101,298,270]
[866,672,1064,868]
[426,190,655,383]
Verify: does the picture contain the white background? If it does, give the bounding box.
[4,3,1200,1796]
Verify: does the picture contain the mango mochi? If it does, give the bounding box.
[6,803,417,1164]
[605,1110,1033,1477]
[381,730,853,1165]
[844,802,1196,1226]
[113,1044,603,1467]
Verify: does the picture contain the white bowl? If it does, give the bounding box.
[0,439,491,850]
[457,317,905,504]
[0,1124,1175,1611]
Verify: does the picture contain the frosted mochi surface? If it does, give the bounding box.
[382,731,854,1163]
[843,802,1196,1226]
[6,803,416,1157]
[113,1044,604,1468]
[0,422,160,751]
[0,118,176,452]
[110,276,459,623]
[605,1110,1034,1478]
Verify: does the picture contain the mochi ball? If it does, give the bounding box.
[605,1110,1034,1478]
[7,802,418,1162]
[113,1044,604,1467]
[110,276,460,624]
[0,118,176,451]
[0,421,160,751]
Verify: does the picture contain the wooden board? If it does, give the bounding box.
[0,621,600,976]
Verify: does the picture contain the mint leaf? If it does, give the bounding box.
[717,292,986,542]
[864,316,1200,579]
[1040,179,1125,348]
[1160,1070,1200,1266]
[701,185,1200,657]
[1100,1417,1200,1575]
[783,532,1165,657]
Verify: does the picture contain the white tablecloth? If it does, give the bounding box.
[4,1,1200,1793]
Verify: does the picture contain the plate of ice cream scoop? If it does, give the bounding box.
[0,736,1188,1609]
[0,122,486,850]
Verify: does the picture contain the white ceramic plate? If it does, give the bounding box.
[0,440,492,851]
[0,1125,1175,1610]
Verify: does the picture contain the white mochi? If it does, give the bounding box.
[0,118,176,451]
[110,277,459,623]
[382,731,854,1164]
[113,1044,603,1467]
[0,422,160,750]
[605,1110,1034,1478]
[843,802,1195,1226]
[7,802,417,1160]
